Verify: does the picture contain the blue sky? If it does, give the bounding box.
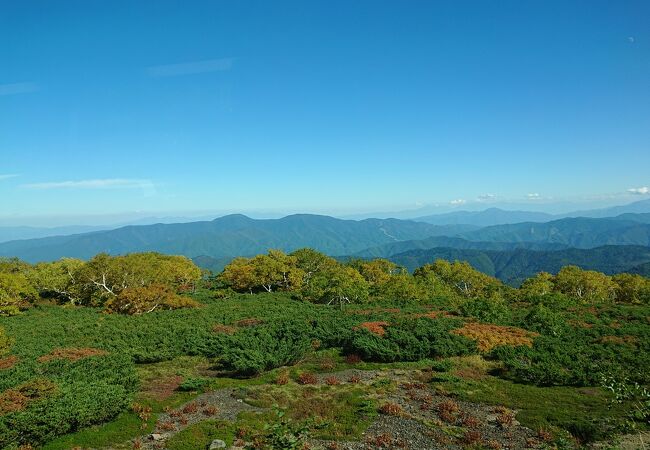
[1,0,649,225]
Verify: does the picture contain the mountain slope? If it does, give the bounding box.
[0,214,476,263]
[353,236,568,259]
[459,217,650,248]
[388,245,650,286]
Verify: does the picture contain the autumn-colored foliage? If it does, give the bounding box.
[38,347,108,363]
[0,378,57,415]
[297,372,318,385]
[378,402,403,416]
[355,321,389,337]
[0,355,18,370]
[451,323,539,352]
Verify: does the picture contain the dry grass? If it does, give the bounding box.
[275,371,289,385]
[378,402,403,416]
[325,376,340,386]
[143,375,183,401]
[37,347,108,363]
[451,323,539,352]
[462,430,483,445]
[181,402,198,414]
[348,374,361,383]
[202,405,218,416]
[211,324,238,334]
[0,355,18,370]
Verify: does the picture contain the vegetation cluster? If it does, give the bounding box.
[0,249,649,447]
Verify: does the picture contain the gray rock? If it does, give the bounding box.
[209,439,227,449]
[149,433,164,441]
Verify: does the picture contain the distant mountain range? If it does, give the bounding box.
[459,216,650,248]
[1,205,650,285]
[414,208,554,227]
[387,245,650,286]
[0,225,112,244]
[413,199,650,227]
[0,214,475,263]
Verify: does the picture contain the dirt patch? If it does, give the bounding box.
[38,347,108,363]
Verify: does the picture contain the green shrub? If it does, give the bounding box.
[216,319,313,375]
[345,318,476,362]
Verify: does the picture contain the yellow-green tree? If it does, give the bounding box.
[220,250,304,293]
[0,272,38,315]
[72,252,202,305]
[519,272,555,298]
[27,258,85,304]
[105,284,200,315]
[416,260,502,299]
[612,273,650,304]
[553,266,616,302]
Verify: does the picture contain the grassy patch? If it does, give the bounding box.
[434,356,626,438]
[42,411,153,450]
[243,383,376,440]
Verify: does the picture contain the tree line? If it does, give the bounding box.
[1,248,649,316]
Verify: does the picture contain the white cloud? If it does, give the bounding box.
[477,193,496,201]
[0,82,39,96]
[527,193,541,200]
[628,186,649,195]
[22,178,154,191]
[147,58,234,77]
[0,174,19,181]
[450,199,466,205]
[628,36,635,43]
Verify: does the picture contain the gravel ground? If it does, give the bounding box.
[134,388,261,450]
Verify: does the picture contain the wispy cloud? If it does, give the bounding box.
[23,178,154,191]
[628,186,649,195]
[0,174,19,181]
[450,199,466,205]
[147,58,234,77]
[0,82,39,96]
[527,193,541,200]
[477,193,496,201]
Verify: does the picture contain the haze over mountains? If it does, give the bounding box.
[1,198,650,286]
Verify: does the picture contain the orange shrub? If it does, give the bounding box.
[0,378,57,415]
[324,376,340,386]
[297,372,318,385]
[355,321,389,337]
[378,402,403,416]
[451,323,539,352]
